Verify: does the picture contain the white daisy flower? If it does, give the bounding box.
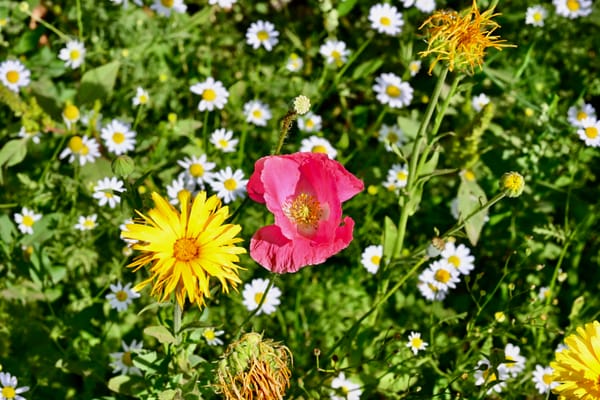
[408,60,421,77]
[132,86,149,106]
[421,259,461,291]
[377,124,405,151]
[537,286,551,301]
[151,0,187,17]
[532,365,559,394]
[297,112,322,133]
[208,167,248,204]
[386,164,409,188]
[553,0,592,18]
[210,128,238,153]
[59,135,101,166]
[319,39,350,66]
[242,278,282,315]
[286,53,304,72]
[243,100,272,126]
[525,5,547,26]
[106,281,140,312]
[209,0,236,8]
[166,175,196,205]
[18,126,41,144]
[245,20,279,51]
[299,136,337,159]
[190,77,229,112]
[120,218,137,246]
[58,40,86,69]
[330,372,362,400]
[62,103,80,130]
[567,103,596,127]
[0,372,29,400]
[101,119,137,155]
[202,328,225,346]
[110,0,143,7]
[13,207,42,235]
[0,59,30,92]
[401,0,436,12]
[440,241,475,275]
[109,340,143,376]
[474,359,508,394]
[417,279,448,301]
[373,72,413,108]
[369,3,404,36]
[406,331,428,355]
[177,154,215,187]
[74,214,98,231]
[500,343,526,378]
[576,117,600,147]
[81,109,103,132]
[472,93,490,113]
[93,177,126,208]
[361,244,383,274]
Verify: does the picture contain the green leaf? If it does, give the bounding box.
[457,178,488,246]
[77,61,120,106]
[133,351,161,375]
[383,216,399,261]
[352,59,384,80]
[144,325,176,344]
[337,0,358,17]
[158,390,177,400]
[0,139,28,169]
[107,375,137,395]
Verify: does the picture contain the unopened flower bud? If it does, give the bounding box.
[293,95,311,115]
[112,155,135,177]
[500,172,524,197]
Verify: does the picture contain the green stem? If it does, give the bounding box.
[430,73,461,138]
[27,9,69,41]
[202,111,209,152]
[173,301,182,339]
[237,122,249,167]
[132,104,143,132]
[76,0,84,40]
[274,110,296,155]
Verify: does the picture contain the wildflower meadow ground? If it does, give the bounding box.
[1,0,600,399]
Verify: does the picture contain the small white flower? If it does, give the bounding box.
[109,339,143,376]
[377,124,405,151]
[299,136,337,159]
[0,59,30,92]
[13,207,42,235]
[373,72,413,108]
[330,372,362,400]
[500,343,526,378]
[209,0,236,8]
[420,259,461,291]
[202,328,225,346]
[555,342,568,353]
[553,0,592,18]
[93,177,126,208]
[190,77,229,112]
[297,112,322,133]
[472,93,490,113]
[106,281,140,312]
[101,119,137,155]
[74,214,98,231]
[177,154,215,187]
[408,60,421,77]
[576,117,600,147]
[59,135,101,166]
[18,126,41,144]
[58,40,86,69]
[319,39,350,66]
[208,167,248,204]
[567,103,596,127]
[242,278,282,315]
[120,218,137,246]
[110,0,143,7]
[243,100,272,126]
[361,245,383,274]
[440,241,475,276]
[538,286,551,301]
[386,164,409,188]
[246,20,279,51]
[132,86,150,106]
[286,53,304,72]
[401,0,436,13]
[167,175,196,205]
[417,279,448,301]
[369,3,404,36]
[406,331,428,355]
[0,371,29,400]
[532,365,559,394]
[151,0,187,17]
[210,128,239,153]
[525,5,547,26]
[474,359,509,394]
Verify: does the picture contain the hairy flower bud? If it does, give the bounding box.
[500,172,524,198]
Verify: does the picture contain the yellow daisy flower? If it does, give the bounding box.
[550,320,600,399]
[122,191,246,308]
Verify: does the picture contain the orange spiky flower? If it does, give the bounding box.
[418,0,515,74]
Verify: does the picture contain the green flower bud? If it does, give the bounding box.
[112,155,135,178]
[500,172,524,198]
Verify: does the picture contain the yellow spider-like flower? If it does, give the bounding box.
[122,191,246,309]
[419,0,514,74]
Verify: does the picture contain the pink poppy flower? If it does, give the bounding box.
[247,152,363,273]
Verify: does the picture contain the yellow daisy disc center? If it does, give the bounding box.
[257,30,269,41]
[161,0,174,7]
[113,132,126,144]
[224,178,238,191]
[64,104,80,121]
[386,84,401,98]
[2,387,16,398]
[448,255,460,267]
[218,139,229,148]
[204,330,216,340]
[577,111,588,121]
[567,0,580,11]
[312,145,328,154]
[371,255,381,266]
[380,16,391,26]
[6,70,19,83]
[435,269,451,283]
[22,215,34,227]
[585,126,598,139]
[173,238,200,262]
[70,49,80,61]
[411,337,423,348]
[190,163,204,177]
[122,351,133,366]
[202,88,217,101]
[254,292,264,304]
[116,290,128,301]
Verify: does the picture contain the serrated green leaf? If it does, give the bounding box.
[457,178,488,246]
[77,61,120,106]
[144,325,176,344]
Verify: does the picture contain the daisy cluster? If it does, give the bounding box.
[524,1,593,27]
[567,103,599,147]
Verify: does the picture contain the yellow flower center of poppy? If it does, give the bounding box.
[411,337,423,348]
[577,111,588,120]
[83,219,95,228]
[254,292,264,304]
[257,30,269,41]
[224,178,238,191]
[252,109,262,118]
[202,89,217,101]
[173,237,200,262]
[161,0,174,7]
[567,0,580,11]
[113,132,125,144]
[284,193,322,228]
[68,136,84,152]
[204,330,216,340]
[585,126,598,139]
[312,145,328,154]
[22,215,34,227]
[6,70,19,83]
[2,387,16,398]
[396,171,407,181]
[122,351,133,366]
[189,163,204,177]
[218,139,229,148]
[448,255,460,267]
[380,16,391,26]
[533,12,542,22]
[63,104,80,121]
[370,255,381,266]
[434,269,451,283]
[542,373,553,385]
[116,290,128,302]
[70,49,80,61]
[386,84,401,97]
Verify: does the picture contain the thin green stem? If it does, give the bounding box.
[76,0,84,40]
[27,10,69,41]
[237,122,249,167]
[431,74,462,138]
[202,111,209,152]
[132,105,144,132]
[173,301,182,339]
